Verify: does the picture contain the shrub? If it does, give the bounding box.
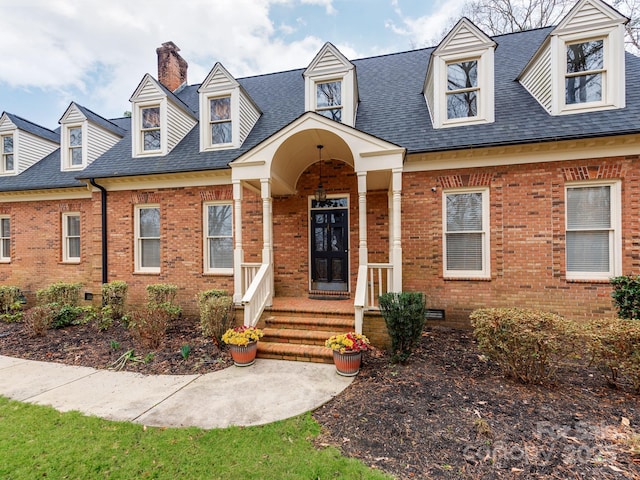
[582,318,640,392]
[49,304,86,329]
[610,275,640,320]
[0,286,23,322]
[23,305,55,337]
[146,284,181,319]
[128,306,170,349]
[101,281,128,320]
[470,308,579,384]
[198,289,235,343]
[378,292,426,363]
[36,282,81,307]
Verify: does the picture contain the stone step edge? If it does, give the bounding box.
[257,342,333,362]
[262,327,340,344]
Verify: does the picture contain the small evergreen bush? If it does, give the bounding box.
[378,292,426,363]
[36,282,82,307]
[101,280,128,320]
[146,284,181,319]
[198,289,235,344]
[583,318,640,392]
[470,308,579,384]
[610,275,640,320]
[0,286,23,322]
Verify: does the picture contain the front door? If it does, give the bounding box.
[310,198,349,292]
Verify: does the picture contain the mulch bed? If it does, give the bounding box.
[1,319,639,479]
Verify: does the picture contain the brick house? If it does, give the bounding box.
[0,0,638,351]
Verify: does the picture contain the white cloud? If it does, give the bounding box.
[300,0,336,15]
[0,0,329,123]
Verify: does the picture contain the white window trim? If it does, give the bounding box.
[134,204,161,274]
[552,25,625,115]
[0,215,10,263]
[203,201,234,275]
[62,212,81,263]
[200,92,237,151]
[0,132,15,175]
[132,101,166,157]
[304,70,356,127]
[565,180,621,281]
[61,123,86,170]
[443,187,490,279]
[314,78,343,120]
[433,49,494,129]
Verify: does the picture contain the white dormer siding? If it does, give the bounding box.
[304,43,358,127]
[198,63,261,151]
[519,0,627,115]
[0,113,58,175]
[59,103,124,171]
[425,18,496,129]
[130,74,197,157]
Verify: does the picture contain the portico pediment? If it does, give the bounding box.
[231,112,404,195]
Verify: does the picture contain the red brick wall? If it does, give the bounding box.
[402,155,639,324]
[0,198,97,304]
[105,184,261,315]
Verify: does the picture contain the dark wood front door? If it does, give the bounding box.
[310,199,349,292]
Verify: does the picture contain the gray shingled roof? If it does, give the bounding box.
[5,25,640,190]
[3,112,59,143]
[74,104,127,137]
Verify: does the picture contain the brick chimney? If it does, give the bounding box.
[156,41,188,92]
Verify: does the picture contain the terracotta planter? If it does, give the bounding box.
[332,350,362,376]
[229,341,258,367]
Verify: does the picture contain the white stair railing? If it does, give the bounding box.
[241,263,272,327]
[354,263,393,334]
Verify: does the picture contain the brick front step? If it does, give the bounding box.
[257,342,334,364]
[262,315,353,332]
[261,327,338,346]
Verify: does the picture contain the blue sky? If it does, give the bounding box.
[0,0,464,129]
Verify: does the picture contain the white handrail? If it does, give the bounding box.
[354,262,393,334]
[241,263,272,327]
[241,262,261,297]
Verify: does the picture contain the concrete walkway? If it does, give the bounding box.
[0,355,353,429]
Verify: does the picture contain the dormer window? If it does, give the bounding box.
[316,80,342,122]
[1,135,14,173]
[424,18,495,129]
[446,60,479,120]
[68,127,83,167]
[565,39,604,105]
[210,96,232,145]
[141,106,161,152]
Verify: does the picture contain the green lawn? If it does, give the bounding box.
[0,397,390,479]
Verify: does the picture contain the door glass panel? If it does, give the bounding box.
[314,228,327,252]
[331,228,343,251]
[332,258,344,281]
[315,258,328,281]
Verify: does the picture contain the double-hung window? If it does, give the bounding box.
[565,40,604,105]
[0,216,9,262]
[141,107,161,152]
[1,135,14,173]
[565,182,620,280]
[135,205,160,273]
[316,80,342,122]
[68,127,83,167]
[446,60,479,120]
[62,213,80,262]
[204,202,233,274]
[443,189,490,278]
[210,96,232,145]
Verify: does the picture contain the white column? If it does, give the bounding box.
[391,168,402,292]
[357,172,368,267]
[260,178,273,265]
[232,180,244,303]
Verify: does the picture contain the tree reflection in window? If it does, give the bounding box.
[210,97,232,144]
[316,81,342,122]
[446,61,478,119]
[566,40,603,104]
[141,107,161,151]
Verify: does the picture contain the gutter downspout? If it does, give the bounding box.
[89,178,108,285]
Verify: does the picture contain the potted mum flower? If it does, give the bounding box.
[222,326,264,366]
[325,332,370,376]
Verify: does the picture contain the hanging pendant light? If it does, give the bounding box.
[314,144,327,203]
